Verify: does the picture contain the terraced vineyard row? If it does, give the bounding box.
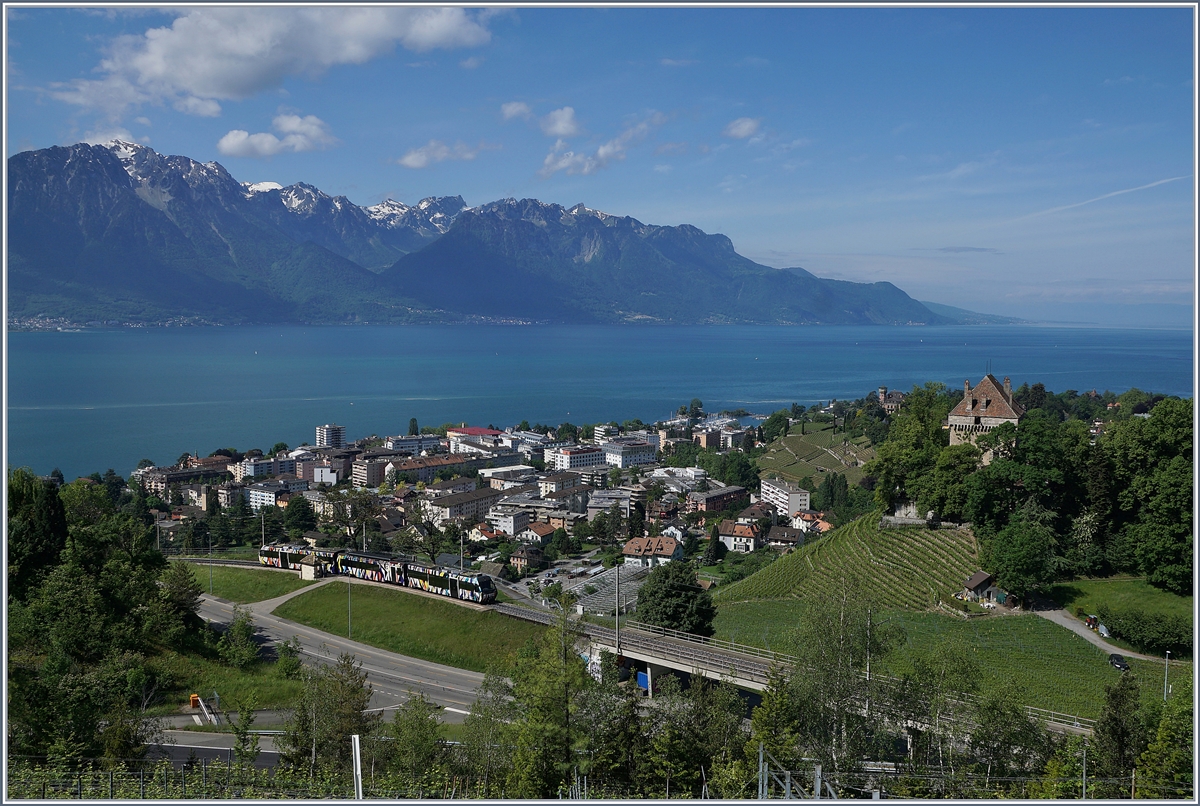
[714,514,980,610]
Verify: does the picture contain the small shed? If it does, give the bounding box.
[297,554,320,581]
[964,570,1002,602]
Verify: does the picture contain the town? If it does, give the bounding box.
[9,378,1192,800]
[130,405,835,587]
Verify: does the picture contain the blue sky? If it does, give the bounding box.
[6,6,1195,325]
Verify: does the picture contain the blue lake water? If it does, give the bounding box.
[6,324,1194,480]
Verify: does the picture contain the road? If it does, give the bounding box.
[1029,601,1163,662]
[197,579,485,720]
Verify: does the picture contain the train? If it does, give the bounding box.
[259,542,497,604]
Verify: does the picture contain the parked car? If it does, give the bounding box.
[1109,653,1130,672]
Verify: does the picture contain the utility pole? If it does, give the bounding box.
[1164,650,1171,700]
[460,530,464,570]
[260,510,265,548]
[615,562,621,656]
[1082,741,1087,799]
[348,578,352,640]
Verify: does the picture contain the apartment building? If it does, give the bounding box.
[759,477,811,517]
[546,445,607,471]
[315,423,346,449]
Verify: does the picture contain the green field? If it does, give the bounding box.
[273,582,545,672]
[1047,576,1194,621]
[179,563,315,603]
[714,600,1192,719]
[146,650,309,715]
[714,514,979,609]
[756,423,876,486]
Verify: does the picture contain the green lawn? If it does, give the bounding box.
[146,650,309,715]
[273,582,545,672]
[714,600,1192,719]
[1047,576,1193,621]
[180,563,315,603]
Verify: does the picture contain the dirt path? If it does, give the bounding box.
[1030,601,1161,661]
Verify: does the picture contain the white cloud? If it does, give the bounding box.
[538,111,666,177]
[397,139,487,169]
[49,8,493,119]
[722,117,761,139]
[654,164,671,174]
[540,107,581,137]
[217,113,337,158]
[460,56,483,69]
[134,116,151,126]
[501,101,532,121]
[81,126,138,145]
[661,58,696,67]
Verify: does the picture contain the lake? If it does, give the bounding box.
[6,324,1193,480]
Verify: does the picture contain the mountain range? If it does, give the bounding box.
[8,141,958,326]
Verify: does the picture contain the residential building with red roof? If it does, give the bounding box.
[622,535,683,567]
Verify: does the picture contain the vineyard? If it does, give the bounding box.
[755,423,875,486]
[713,513,980,609]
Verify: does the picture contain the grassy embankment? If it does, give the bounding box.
[711,514,1192,719]
[274,582,545,672]
[755,422,876,487]
[182,563,315,603]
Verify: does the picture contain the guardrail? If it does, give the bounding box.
[492,603,1095,735]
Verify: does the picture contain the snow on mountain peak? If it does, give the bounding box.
[243,181,284,195]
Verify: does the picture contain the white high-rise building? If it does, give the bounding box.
[315,423,346,449]
[760,477,811,517]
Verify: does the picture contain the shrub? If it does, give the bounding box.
[1096,604,1192,656]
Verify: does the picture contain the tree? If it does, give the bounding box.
[7,469,71,603]
[1092,671,1146,794]
[230,694,261,765]
[408,418,419,436]
[387,692,444,796]
[136,458,155,470]
[786,574,900,776]
[1136,694,1194,799]
[967,685,1047,790]
[761,409,791,443]
[991,499,1055,600]
[159,561,203,645]
[636,561,717,637]
[280,653,379,774]
[218,605,260,669]
[701,528,726,566]
[506,602,591,797]
[276,636,304,680]
[284,495,318,537]
[689,398,704,419]
[863,382,954,512]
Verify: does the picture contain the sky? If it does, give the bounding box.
[5,5,1196,326]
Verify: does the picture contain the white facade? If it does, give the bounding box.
[602,440,657,468]
[315,423,346,449]
[313,467,339,485]
[760,477,811,516]
[385,434,443,453]
[486,505,531,536]
[546,445,607,471]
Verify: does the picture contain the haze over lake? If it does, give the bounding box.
[7,324,1193,481]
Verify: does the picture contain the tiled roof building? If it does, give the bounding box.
[946,374,1026,464]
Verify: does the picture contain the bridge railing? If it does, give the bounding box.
[618,620,795,666]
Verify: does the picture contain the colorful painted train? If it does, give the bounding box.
[259,543,497,604]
